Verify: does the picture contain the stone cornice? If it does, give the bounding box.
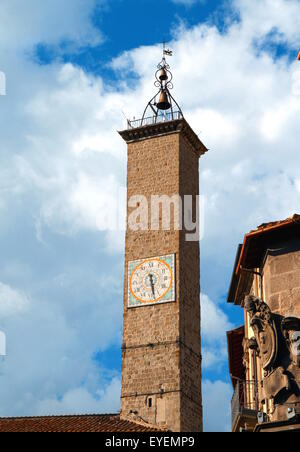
[118,118,208,158]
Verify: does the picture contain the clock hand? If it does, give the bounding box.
[149,274,156,298]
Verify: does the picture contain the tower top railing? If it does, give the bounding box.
[127,111,183,130]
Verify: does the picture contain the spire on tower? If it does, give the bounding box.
[140,43,183,126]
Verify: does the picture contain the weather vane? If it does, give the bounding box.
[140,42,183,126]
[163,41,173,57]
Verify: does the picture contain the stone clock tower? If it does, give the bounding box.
[119,48,207,432]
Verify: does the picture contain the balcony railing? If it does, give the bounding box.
[231,379,259,431]
[127,111,183,129]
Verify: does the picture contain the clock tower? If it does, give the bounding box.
[119,48,207,432]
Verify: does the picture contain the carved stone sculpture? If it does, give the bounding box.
[281,317,300,368]
[244,295,300,422]
[244,295,278,374]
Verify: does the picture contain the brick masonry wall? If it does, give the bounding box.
[179,134,202,432]
[263,243,300,317]
[121,130,202,432]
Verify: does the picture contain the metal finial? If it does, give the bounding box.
[140,43,183,126]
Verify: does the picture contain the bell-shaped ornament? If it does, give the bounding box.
[156,90,171,111]
[159,67,168,81]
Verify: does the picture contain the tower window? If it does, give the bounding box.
[148,398,152,408]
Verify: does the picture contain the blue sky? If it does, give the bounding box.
[35,0,223,68]
[0,0,300,432]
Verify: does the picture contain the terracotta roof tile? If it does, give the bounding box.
[0,414,165,433]
[254,214,300,234]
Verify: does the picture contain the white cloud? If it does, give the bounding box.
[201,293,233,342]
[0,283,30,318]
[171,0,205,6]
[234,0,300,45]
[0,0,124,418]
[0,0,103,51]
[202,380,232,432]
[35,378,121,416]
[201,293,233,369]
[0,278,122,416]
[172,0,197,6]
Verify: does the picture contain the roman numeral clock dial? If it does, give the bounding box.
[128,254,176,308]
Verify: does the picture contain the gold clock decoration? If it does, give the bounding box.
[128,254,176,308]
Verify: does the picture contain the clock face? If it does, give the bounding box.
[128,254,176,308]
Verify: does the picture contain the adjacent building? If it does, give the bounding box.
[227,215,300,432]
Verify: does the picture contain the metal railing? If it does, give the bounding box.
[231,378,259,430]
[127,111,183,129]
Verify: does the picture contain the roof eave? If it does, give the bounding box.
[118,118,208,158]
[236,215,300,277]
[227,244,243,304]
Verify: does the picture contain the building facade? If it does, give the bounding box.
[119,51,207,432]
[227,215,300,432]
